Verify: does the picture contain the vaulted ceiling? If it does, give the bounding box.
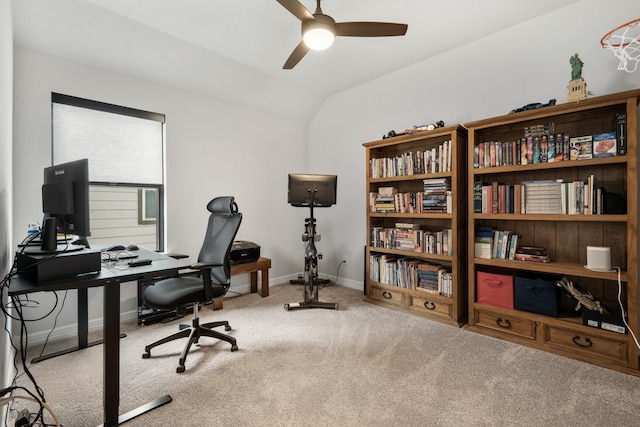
[13,0,579,120]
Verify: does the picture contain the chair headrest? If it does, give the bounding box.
[207,196,238,214]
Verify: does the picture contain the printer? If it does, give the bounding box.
[230,240,260,265]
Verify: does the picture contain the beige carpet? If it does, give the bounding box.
[11,283,640,426]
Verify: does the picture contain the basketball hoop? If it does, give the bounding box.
[601,18,640,73]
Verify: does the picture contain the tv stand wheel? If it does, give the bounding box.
[284,303,290,311]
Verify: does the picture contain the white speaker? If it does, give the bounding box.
[586,246,612,272]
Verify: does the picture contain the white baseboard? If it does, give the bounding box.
[18,274,364,346]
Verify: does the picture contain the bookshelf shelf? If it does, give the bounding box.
[363,125,467,327]
[466,89,640,375]
[472,258,628,281]
[369,246,453,262]
[473,213,627,222]
[369,212,452,219]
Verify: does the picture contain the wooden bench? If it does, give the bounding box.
[213,256,271,310]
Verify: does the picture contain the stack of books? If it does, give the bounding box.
[423,178,451,213]
[371,186,396,213]
[416,261,452,297]
[474,227,494,259]
[522,179,563,214]
[514,246,550,263]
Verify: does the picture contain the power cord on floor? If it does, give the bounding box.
[614,266,640,350]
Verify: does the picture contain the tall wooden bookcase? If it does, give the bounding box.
[363,125,467,327]
[465,89,640,374]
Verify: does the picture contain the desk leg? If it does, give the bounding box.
[78,287,88,348]
[103,283,120,427]
[101,283,172,427]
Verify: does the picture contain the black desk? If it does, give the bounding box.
[9,248,189,427]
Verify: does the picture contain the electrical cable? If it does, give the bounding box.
[1,235,64,427]
[0,394,60,427]
[614,266,640,350]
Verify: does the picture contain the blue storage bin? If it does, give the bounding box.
[514,273,561,317]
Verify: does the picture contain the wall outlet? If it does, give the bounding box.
[342,255,348,264]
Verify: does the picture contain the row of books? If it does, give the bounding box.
[473,176,614,215]
[369,254,453,296]
[370,224,452,255]
[369,140,453,178]
[370,179,452,214]
[474,227,550,262]
[473,127,625,169]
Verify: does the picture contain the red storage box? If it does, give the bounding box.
[476,270,514,309]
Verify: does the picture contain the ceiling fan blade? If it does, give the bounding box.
[283,41,310,69]
[276,0,314,22]
[335,22,408,37]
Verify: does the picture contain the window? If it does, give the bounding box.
[138,188,158,224]
[51,93,166,251]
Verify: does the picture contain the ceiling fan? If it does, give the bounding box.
[277,0,408,69]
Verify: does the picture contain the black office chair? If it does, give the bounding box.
[142,196,242,373]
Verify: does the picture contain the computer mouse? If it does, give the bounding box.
[126,244,139,251]
[106,244,126,252]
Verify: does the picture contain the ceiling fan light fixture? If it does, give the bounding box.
[303,26,334,50]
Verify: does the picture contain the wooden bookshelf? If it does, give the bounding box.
[465,89,640,375]
[363,125,467,327]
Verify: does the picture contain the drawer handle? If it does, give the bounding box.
[382,291,392,299]
[423,301,436,310]
[572,335,593,348]
[496,317,511,329]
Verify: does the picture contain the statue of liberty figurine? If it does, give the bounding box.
[570,54,584,80]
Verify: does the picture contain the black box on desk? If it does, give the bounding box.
[514,273,561,317]
[16,248,101,282]
[583,310,627,334]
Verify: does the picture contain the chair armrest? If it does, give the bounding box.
[190,261,224,270]
[166,252,189,259]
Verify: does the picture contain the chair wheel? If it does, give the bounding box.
[176,365,185,373]
[225,325,231,332]
[142,352,150,359]
[231,345,238,352]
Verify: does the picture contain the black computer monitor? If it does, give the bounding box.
[40,158,91,251]
[288,174,337,207]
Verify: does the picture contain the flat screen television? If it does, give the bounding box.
[288,174,337,207]
[40,158,91,251]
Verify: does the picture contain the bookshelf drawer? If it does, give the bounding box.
[543,325,628,364]
[409,294,452,318]
[474,309,536,340]
[369,285,405,307]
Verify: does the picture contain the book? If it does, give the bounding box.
[473,182,484,213]
[614,113,627,155]
[593,132,617,157]
[516,246,547,256]
[555,132,565,162]
[570,135,593,160]
[514,253,550,263]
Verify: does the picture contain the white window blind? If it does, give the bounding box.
[52,99,164,185]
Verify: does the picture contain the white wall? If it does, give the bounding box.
[12,47,309,341]
[1,0,13,402]
[309,0,640,285]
